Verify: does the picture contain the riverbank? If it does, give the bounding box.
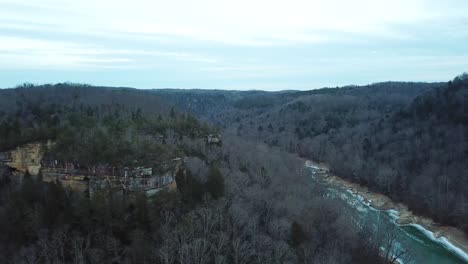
[305,161,468,262]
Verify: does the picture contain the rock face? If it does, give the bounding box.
[4,143,45,176]
[1,141,179,196]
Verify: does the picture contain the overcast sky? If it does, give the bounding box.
[1,0,468,90]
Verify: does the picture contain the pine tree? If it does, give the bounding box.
[290,221,307,247]
[206,166,224,199]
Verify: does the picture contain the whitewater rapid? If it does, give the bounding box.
[306,163,468,263]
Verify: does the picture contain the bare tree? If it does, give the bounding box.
[231,238,254,264]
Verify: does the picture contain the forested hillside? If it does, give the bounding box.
[237,77,468,233]
[0,84,393,263]
[152,89,296,127]
[0,83,165,151]
[155,82,439,129]
[157,78,468,234]
[340,75,468,232]
[0,83,169,115]
[2,78,465,262]
[0,83,214,158]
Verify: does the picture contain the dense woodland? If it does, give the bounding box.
[157,75,468,234]
[0,135,398,264]
[0,83,214,167]
[1,76,466,262]
[0,84,400,263]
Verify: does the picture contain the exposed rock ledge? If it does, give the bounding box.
[306,160,468,257]
[3,142,47,176]
[1,142,179,195]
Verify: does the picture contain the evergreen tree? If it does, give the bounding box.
[206,165,224,199]
[290,221,307,247]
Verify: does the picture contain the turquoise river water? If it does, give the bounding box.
[307,165,468,264]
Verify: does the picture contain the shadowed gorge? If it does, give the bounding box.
[153,77,468,235]
[1,75,467,263]
[2,1,468,262]
[0,83,394,264]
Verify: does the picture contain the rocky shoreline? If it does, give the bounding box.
[306,160,468,260]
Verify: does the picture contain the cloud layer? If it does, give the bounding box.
[1,0,467,89]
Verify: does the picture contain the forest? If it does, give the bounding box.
[157,75,468,235]
[0,84,399,263]
[0,135,398,264]
[1,76,466,262]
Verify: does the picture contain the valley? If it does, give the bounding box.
[306,161,468,264]
[2,1,467,263]
[0,75,467,263]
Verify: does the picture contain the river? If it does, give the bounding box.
[306,164,468,264]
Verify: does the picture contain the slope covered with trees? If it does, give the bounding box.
[0,83,169,151]
[157,78,468,234]
[269,77,468,233]
[0,84,396,263]
[0,83,214,166]
[0,134,396,264]
[331,75,468,232]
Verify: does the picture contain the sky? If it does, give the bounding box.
[1,0,468,90]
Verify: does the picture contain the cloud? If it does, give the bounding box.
[2,0,468,48]
[3,0,466,46]
[1,0,468,89]
[0,36,217,69]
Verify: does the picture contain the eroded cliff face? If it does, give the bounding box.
[1,141,179,196]
[4,143,45,176]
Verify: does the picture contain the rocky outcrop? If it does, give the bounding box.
[3,143,46,176]
[1,141,180,196]
[306,160,468,260]
[39,158,182,196]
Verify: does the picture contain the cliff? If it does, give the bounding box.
[1,141,180,196]
[3,143,46,176]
